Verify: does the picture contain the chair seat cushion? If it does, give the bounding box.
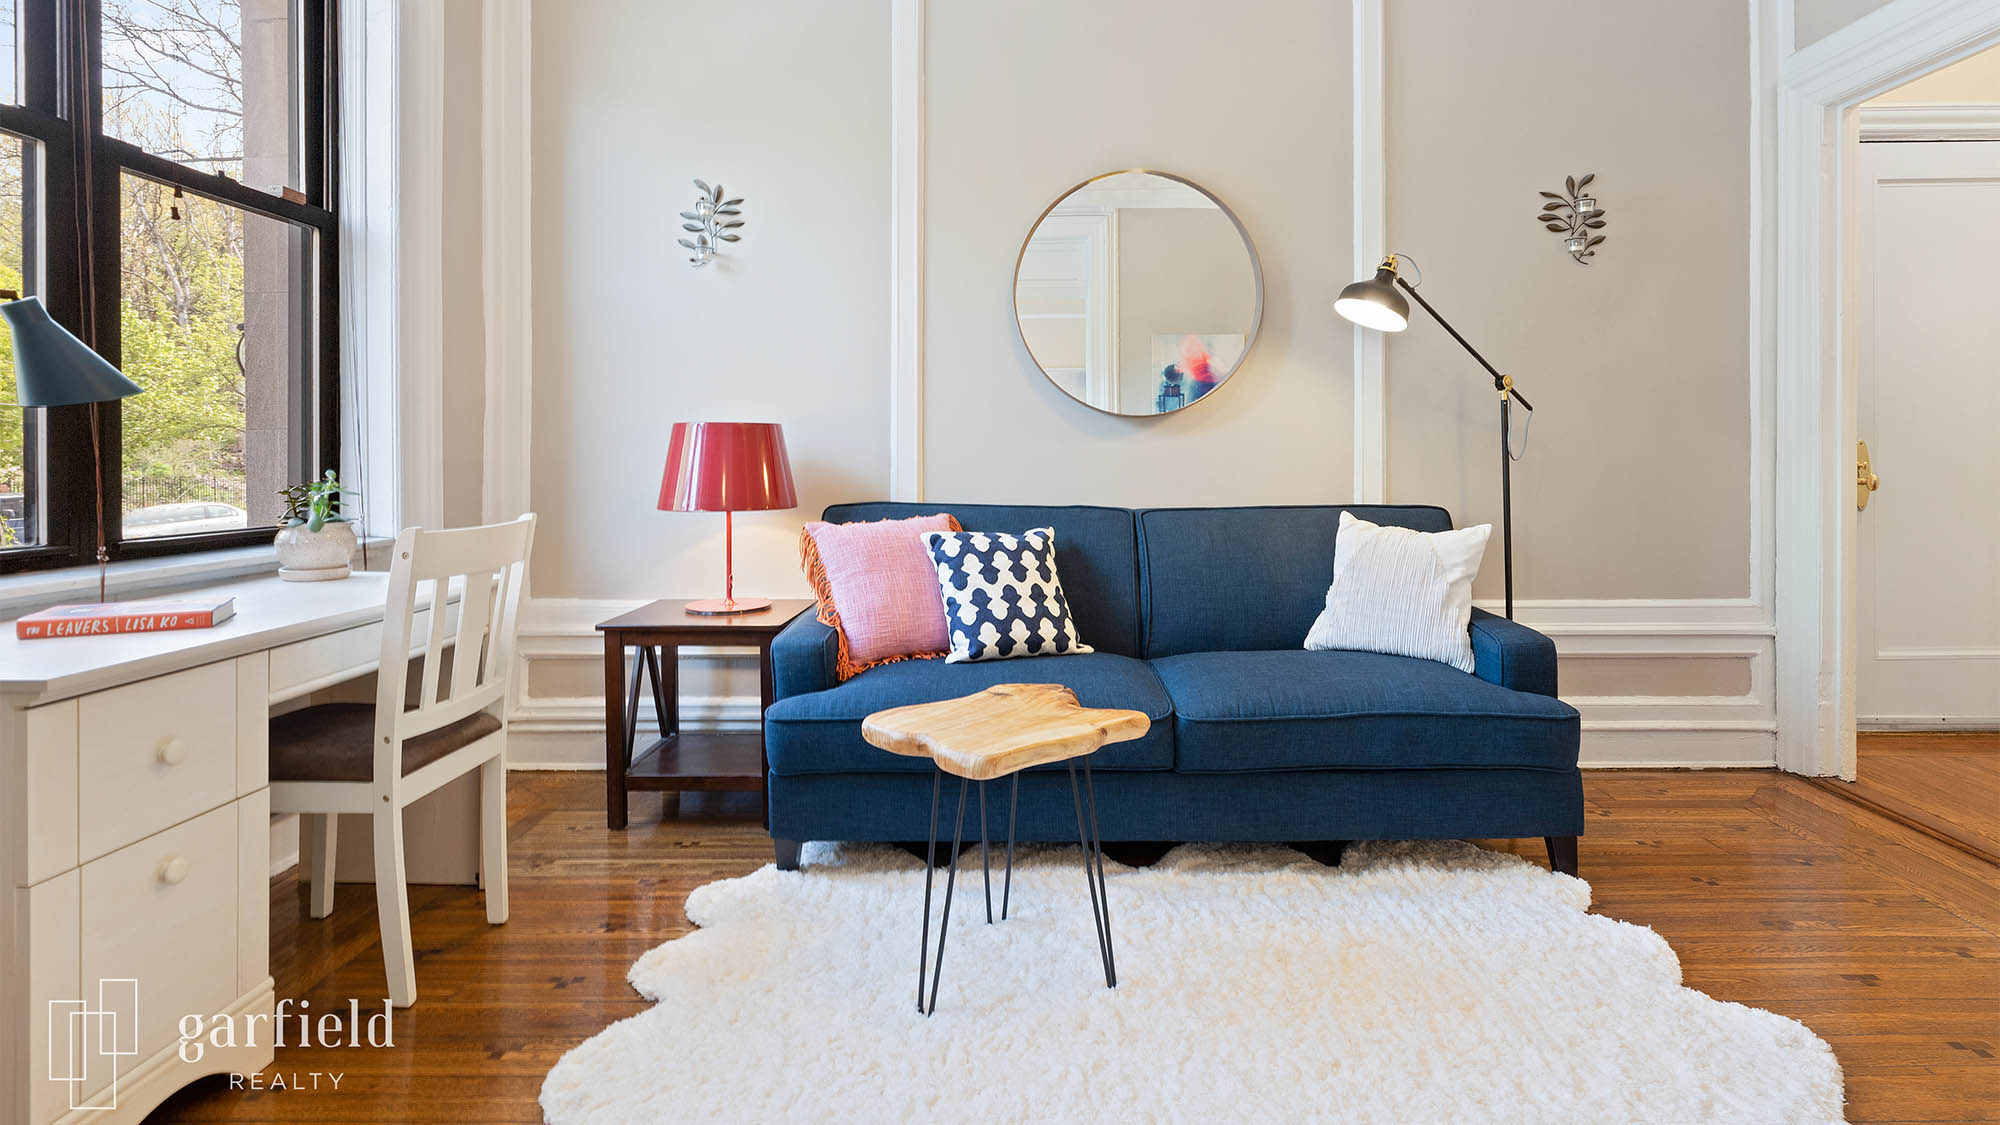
[270,703,502,783]
[1151,649,1579,773]
[765,653,1173,775]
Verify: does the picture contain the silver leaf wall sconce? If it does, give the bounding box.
[678,180,744,268]
[1537,174,1605,264]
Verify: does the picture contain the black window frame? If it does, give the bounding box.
[0,0,339,574]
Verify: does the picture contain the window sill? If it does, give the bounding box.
[0,538,395,621]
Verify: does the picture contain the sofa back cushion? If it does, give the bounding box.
[823,503,1142,657]
[1136,504,1454,658]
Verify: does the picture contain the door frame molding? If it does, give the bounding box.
[1769,0,2000,777]
[1856,101,2000,140]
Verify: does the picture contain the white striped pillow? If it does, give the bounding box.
[1303,511,1492,673]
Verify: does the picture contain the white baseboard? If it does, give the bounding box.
[270,813,300,876]
[1858,716,2000,731]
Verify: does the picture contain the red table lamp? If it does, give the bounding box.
[658,421,798,615]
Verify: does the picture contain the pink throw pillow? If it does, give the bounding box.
[802,514,957,680]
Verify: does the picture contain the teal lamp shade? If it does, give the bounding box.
[2,296,142,406]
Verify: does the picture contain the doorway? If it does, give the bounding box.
[1822,47,2000,863]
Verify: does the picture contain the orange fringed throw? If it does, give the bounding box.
[800,514,962,682]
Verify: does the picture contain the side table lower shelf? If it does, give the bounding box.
[626,730,766,792]
[597,598,814,829]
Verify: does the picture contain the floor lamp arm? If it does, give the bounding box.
[1393,275,1524,619]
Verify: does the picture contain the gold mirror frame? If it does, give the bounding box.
[1012,169,1265,419]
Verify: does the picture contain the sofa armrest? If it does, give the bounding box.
[772,612,838,700]
[1468,608,1558,697]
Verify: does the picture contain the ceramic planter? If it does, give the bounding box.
[275,520,356,581]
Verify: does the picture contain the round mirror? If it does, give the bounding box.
[1014,171,1263,416]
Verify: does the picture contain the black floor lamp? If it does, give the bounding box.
[1335,254,1533,620]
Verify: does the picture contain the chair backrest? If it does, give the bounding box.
[373,514,536,785]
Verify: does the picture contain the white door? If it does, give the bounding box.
[1854,139,2000,727]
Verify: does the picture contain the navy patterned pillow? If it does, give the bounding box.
[923,527,1093,663]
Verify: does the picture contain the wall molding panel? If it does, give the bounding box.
[889,0,925,502]
[481,0,535,528]
[1350,0,1388,502]
[506,594,1778,770]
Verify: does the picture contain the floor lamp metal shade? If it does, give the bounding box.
[1333,267,1411,333]
[2,296,143,602]
[3,296,142,405]
[658,422,798,615]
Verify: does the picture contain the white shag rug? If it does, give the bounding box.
[541,841,1845,1124]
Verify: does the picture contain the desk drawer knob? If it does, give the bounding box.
[156,737,188,766]
[157,856,191,885]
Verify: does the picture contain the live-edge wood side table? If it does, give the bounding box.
[597,598,814,828]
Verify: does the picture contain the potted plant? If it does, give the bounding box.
[275,470,359,581]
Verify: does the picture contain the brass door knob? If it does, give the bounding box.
[1857,440,1882,510]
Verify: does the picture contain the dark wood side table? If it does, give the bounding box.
[596,598,814,829]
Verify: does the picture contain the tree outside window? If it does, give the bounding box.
[104,0,307,539]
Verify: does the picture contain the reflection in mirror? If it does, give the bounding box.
[1014,171,1262,416]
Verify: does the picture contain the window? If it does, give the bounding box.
[0,130,37,549]
[0,0,335,572]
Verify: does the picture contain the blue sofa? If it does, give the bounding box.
[765,503,1583,873]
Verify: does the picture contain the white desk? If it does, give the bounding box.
[0,573,458,1124]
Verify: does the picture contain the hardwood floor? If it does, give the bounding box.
[1814,731,2000,864]
[153,764,2000,1123]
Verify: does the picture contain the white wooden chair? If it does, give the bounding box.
[268,514,535,1008]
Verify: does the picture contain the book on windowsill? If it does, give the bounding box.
[15,596,237,640]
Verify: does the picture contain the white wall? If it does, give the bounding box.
[922,0,1352,505]
[1385,0,1753,602]
[501,0,1777,768]
[1794,0,1897,49]
[528,0,890,602]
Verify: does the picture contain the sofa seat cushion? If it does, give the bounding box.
[766,653,1173,775]
[1152,649,1579,774]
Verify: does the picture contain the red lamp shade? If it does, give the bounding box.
[658,422,797,615]
[657,422,797,513]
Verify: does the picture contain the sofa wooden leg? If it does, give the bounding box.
[1288,841,1350,868]
[773,839,803,871]
[1544,835,1579,877]
[1101,842,1173,868]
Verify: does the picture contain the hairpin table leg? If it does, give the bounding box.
[979,780,992,924]
[918,768,941,1013]
[1069,761,1114,989]
[1083,758,1116,987]
[925,776,969,1016]
[1002,772,1019,921]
